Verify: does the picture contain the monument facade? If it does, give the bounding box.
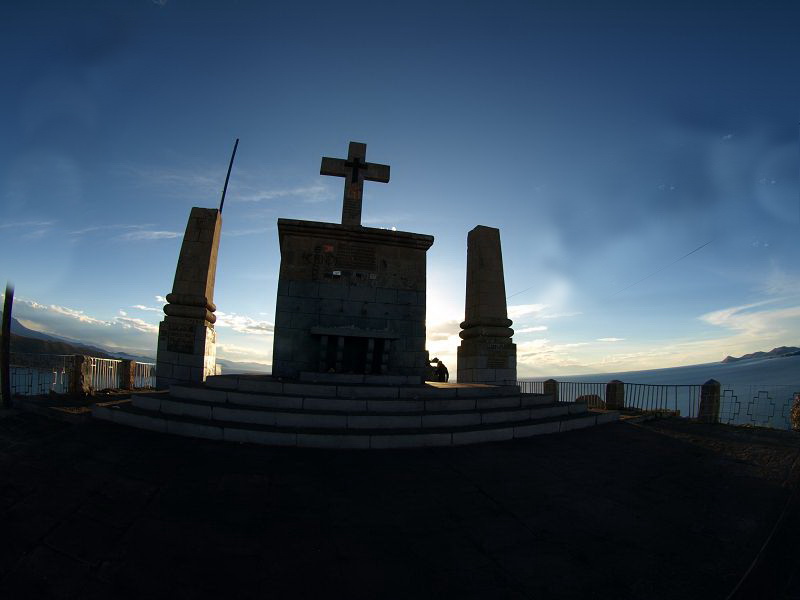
[457,225,517,385]
[271,142,434,380]
[156,207,221,388]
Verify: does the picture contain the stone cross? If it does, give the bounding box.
[320,141,390,227]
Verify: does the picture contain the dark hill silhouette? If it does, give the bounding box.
[721,346,800,363]
[2,332,115,358]
[1,314,151,361]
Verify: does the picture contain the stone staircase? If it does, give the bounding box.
[92,374,618,449]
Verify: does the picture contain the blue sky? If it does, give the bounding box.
[1,0,798,376]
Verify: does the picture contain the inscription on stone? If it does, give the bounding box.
[166,323,196,354]
[487,342,508,368]
[487,354,507,368]
[335,243,376,270]
[311,245,335,280]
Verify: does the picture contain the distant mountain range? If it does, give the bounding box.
[3,316,141,359]
[1,314,270,373]
[721,346,800,363]
[3,310,794,375]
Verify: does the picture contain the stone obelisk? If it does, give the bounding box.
[457,225,517,385]
[156,207,222,388]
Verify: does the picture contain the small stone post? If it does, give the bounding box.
[606,380,625,410]
[69,355,92,396]
[119,359,136,390]
[698,379,721,423]
[543,379,559,402]
[790,393,800,431]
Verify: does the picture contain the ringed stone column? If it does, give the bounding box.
[156,207,222,388]
[457,225,517,385]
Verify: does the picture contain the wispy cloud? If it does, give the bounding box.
[117,230,180,241]
[762,265,800,297]
[426,319,460,342]
[47,303,110,326]
[508,304,548,319]
[132,304,162,313]
[9,297,161,358]
[121,163,220,196]
[215,311,274,336]
[540,311,583,320]
[216,343,272,364]
[0,220,54,229]
[69,224,182,243]
[236,184,333,204]
[69,224,150,236]
[597,337,625,342]
[517,326,548,333]
[516,338,587,370]
[115,316,158,333]
[222,227,274,237]
[21,228,52,240]
[700,300,800,336]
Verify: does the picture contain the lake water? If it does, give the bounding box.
[521,355,800,386]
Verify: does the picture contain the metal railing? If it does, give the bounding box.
[624,383,702,417]
[518,378,800,431]
[519,380,608,408]
[719,384,799,430]
[2,353,157,397]
[7,353,74,396]
[134,362,156,389]
[518,380,544,394]
[88,357,121,391]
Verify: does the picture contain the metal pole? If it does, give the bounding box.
[1,282,14,408]
[219,138,239,213]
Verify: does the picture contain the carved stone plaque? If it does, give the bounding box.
[335,243,376,270]
[166,322,196,354]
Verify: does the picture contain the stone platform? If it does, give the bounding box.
[92,375,618,448]
[2,411,798,598]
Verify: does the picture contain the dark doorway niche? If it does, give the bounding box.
[342,337,368,374]
[320,335,388,374]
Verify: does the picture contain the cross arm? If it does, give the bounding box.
[320,157,348,177]
[364,162,390,183]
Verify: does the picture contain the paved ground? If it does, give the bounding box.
[0,408,798,599]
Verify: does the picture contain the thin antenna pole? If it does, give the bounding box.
[219,138,239,213]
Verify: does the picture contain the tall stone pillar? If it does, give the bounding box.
[457,226,517,385]
[156,207,222,389]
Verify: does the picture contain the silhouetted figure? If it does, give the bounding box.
[435,360,449,383]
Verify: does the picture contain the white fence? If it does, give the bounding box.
[4,353,157,396]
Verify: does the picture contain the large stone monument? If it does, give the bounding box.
[457,225,517,385]
[156,207,221,388]
[271,142,434,380]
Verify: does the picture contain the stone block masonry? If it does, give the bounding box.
[271,219,433,379]
[457,225,517,385]
[156,207,221,388]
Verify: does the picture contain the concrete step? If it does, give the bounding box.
[298,372,423,385]
[202,375,520,399]
[132,394,584,430]
[92,403,619,449]
[169,384,552,412]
